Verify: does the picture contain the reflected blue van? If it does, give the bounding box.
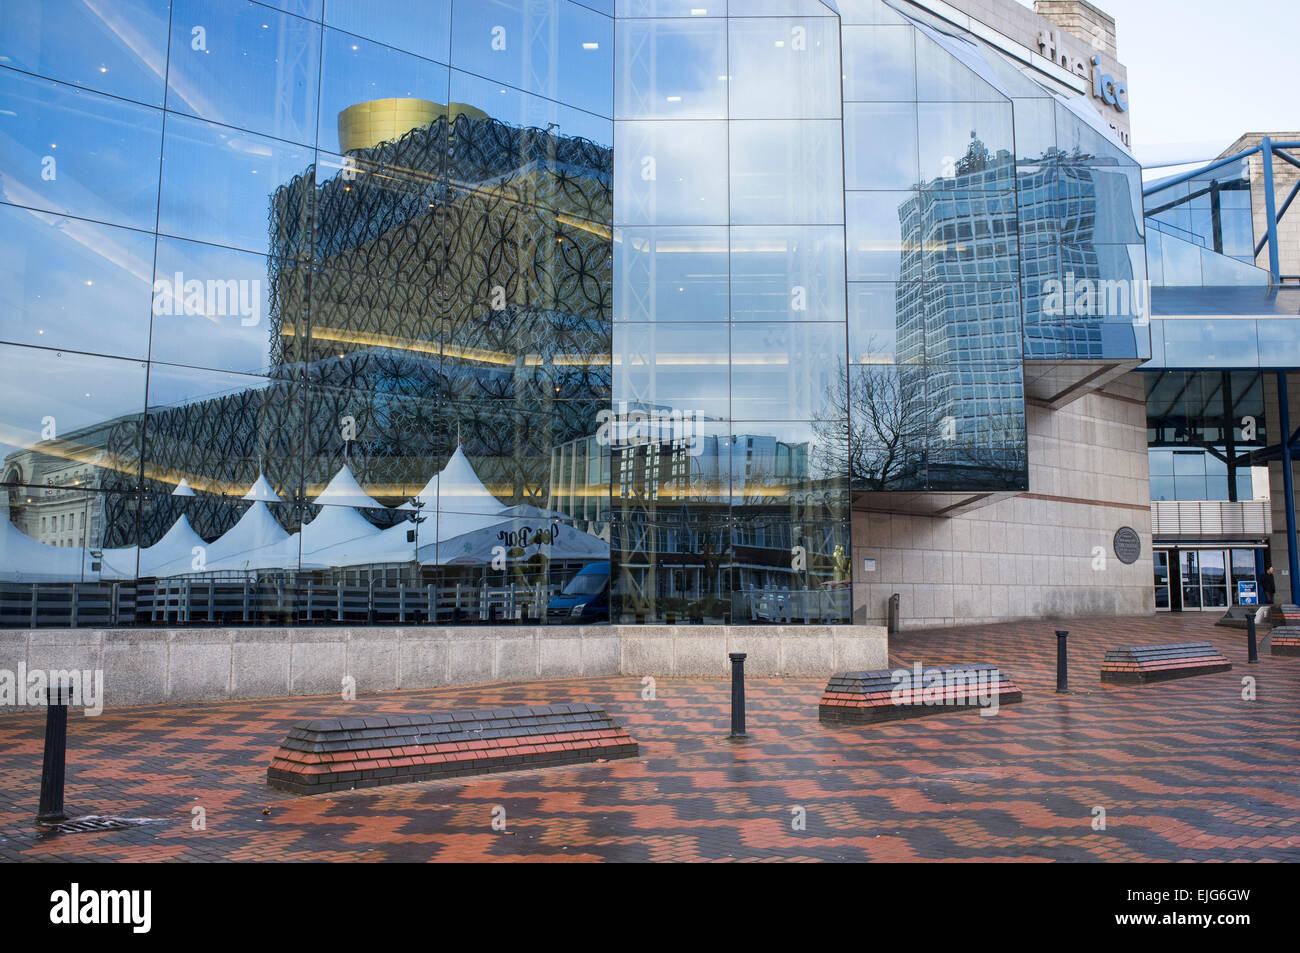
[547,561,610,623]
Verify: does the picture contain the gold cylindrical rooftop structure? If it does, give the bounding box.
[338,98,491,152]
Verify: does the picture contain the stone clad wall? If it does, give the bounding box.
[852,376,1154,628]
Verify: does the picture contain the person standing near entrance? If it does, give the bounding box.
[1261,566,1276,604]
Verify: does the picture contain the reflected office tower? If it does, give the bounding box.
[119,101,612,547]
[1019,148,1147,360]
[893,134,1026,490]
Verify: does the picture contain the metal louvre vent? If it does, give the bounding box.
[41,818,132,834]
[38,815,160,835]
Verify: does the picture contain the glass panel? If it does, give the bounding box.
[1153,551,1169,610]
[846,191,917,281]
[921,283,1022,364]
[917,100,1015,190]
[615,18,727,120]
[616,0,724,16]
[1180,550,1201,608]
[0,69,163,231]
[0,344,147,491]
[1067,163,1143,242]
[841,25,915,102]
[729,120,843,225]
[450,69,613,147]
[0,205,155,358]
[730,225,846,323]
[1258,319,1300,367]
[614,322,729,419]
[615,226,729,322]
[1200,549,1227,608]
[727,17,840,120]
[1230,550,1257,606]
[141,365,304,575]
[611,509,732,623]
[1,489,141,585]
[1146,228,1164,285]
[1012,96,1056,163]
[729,421,848,518]
[317,28,451,155]
[323,0,452,64]
[1162,319,1259,369]
[844,102,919,191]
[615,120,728,225]
[730,323,845,420]
[158,113,316,257]
[847,363,927,491]
[449,0,613,119]
[728,0,837,14]
[1219,209,1254,259]
[1204,454,1228,500]
[919,188,1019,283]
[263,0,322,17]
[834,0,908,25]
[1054,99,1131,168]
[923,361,1027,491]
[166,0,321,146]
[848,282,912,365]
[914,30,1002,102]
[0,0,172,106]
[150,237,296,377]
[1158,231,1204,286]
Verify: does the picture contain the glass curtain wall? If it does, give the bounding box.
[0,0,1153,627]
[611,0,851,624]
[1145,370,1265,502]
[0,0,616,626]
[841,0,1026,492]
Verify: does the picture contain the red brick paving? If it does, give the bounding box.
[0,614,1296,862]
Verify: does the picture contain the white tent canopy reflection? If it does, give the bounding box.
[1,453,608,581]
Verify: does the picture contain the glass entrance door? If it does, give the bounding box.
[1169,548,1250,610]
[1180,550,1201,609]
[1200,550,1228,608]
[1230,550,1260,606]
[1154,551,1170,610]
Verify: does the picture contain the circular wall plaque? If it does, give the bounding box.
[1113,527,1142,565]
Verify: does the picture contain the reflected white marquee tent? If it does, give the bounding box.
[0,451,608,581]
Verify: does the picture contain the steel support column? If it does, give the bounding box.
[1279,371,1300,603]
[1261,137,1282,281]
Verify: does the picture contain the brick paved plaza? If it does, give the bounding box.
[0,614,1296,863]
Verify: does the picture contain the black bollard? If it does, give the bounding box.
[728,653,747,739]
[37,683,69,824]
[1055,630,1069,693]
[1247,611,1259,663]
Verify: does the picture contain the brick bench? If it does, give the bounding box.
[268,704,638,795]
[1100,642,1232,684]
[1270,626,1300,657]
[819,663,1023,725]
[1268,604,1300,626]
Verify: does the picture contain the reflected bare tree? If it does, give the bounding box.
[812,352,928,491]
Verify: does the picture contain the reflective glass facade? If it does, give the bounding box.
[1146,371,1266,503]
[0,0,1145,627]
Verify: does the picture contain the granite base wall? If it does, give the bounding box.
[0,623,888,710]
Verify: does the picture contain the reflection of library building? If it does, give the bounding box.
[1,0,1296,638]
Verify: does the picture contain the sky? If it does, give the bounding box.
[1016,0,1299,173]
